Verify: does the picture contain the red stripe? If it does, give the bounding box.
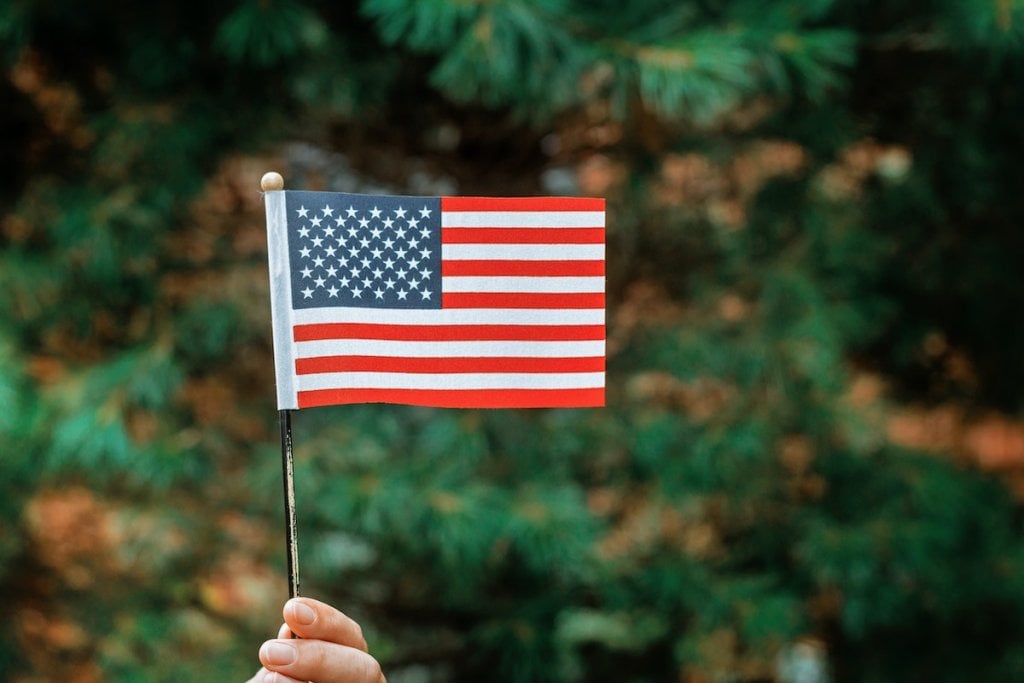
[442,228,603,244]
[441,197,604,212]
[298,387,605,409]
[442,260,605,277]
[294,323,604,342]
[442,292,605,309]
[296,356,605,374]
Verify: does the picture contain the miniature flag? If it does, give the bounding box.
[264,190,605,409]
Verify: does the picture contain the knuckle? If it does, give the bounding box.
[299,640,328,674]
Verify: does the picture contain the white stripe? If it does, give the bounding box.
[296,372,605,391]
[443,276,604,293]
[442,244,604,261]
[442,211,604,228]
[291,307,605,326]
[264,191,297,410]
[295,339,605,359]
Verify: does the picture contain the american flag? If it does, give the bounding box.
[264,190,605,409]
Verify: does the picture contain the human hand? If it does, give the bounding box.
[247,597,385,683]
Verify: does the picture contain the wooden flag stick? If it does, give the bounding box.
[279,409,301,601]
[262,171,300,603]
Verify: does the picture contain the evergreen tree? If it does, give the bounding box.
[2,1,1024,681]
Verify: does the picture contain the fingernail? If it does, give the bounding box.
[287,599,317,626]
[261,640,296,666]
[263,673,280,683]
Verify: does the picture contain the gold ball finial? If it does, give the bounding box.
[261,171,284,192]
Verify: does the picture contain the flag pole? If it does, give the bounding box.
[279,408,301,600]
[262,171,301,603]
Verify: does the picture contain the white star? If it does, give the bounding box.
[370,227,383,239]
[311,216,322,227]
[382,237,395,250]
[323,226,336,237]
[322,205,334,216]
[347,226,359,238]
[394,247,408,260]
[326,265,338,277]
[419,228,431,239]
[419,206,432,219]
[299,246,311,258]
[298,226,311,238]
[297,206,309,218]
[348,246,360,258]
[358,217,370,229]
[396,268,408,280]
[408,278,419,290]
[420,289,432,300]
[374,288,385,299]
[383,278,396,289]
[339,276,350,288]
[383,257,396,269]
[408,237,420,249]
[300,266,313,278]
[370,247,383,260]
[371,267,384,279]
[370,206,382,219]
[346,206,357,218]
[351,288,363,298]
[314,276,326,288]
[301,287,314,299]
[324,246,337,257]
[360,257,372,269]
[313,256,325,268]
[394,206,407,219]
[312,236,324,247]
[408,217,419,229]
[419,248,431,259]
[349,266,361,278]
[327,285,340,297]
[338,256,349,267]
[395,227,407,239]
[362,276,373,289]
[407,258,420,270]
[359,237,371,249]
[397,289,408,300]
[334,216,345,227]
[420,268,432,279]
[382,217,394,229]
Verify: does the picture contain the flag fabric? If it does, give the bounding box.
[264,190,605,410]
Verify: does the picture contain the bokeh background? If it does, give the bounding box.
[3,1,1024,681]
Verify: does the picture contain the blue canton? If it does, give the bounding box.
[286,191,442,310]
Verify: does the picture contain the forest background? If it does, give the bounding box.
[2,1,1024,681]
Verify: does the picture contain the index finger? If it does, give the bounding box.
[283,597,368,651]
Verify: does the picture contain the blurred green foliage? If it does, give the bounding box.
[2,0,1024,681]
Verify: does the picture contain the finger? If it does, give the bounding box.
[244,668,269,683]
[282,597,368,651]
[260,672,304,683]
[248,668,305,683]
[277,623,291,640]
[259,638,385,683]
[248,669,302,683]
